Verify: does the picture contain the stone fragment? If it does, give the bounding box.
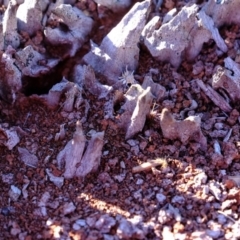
[116,219,134,239]
[62,202,76,215]
[16,0,44,36]
[0,46,22,103]
[117,84,153,139]
[196,79,232,112]
[209,181,222,201]
[55,124,65,141]
[83,0,151,85]
[0,125,20,150]
[41,79,83,111]
[44,4,94,58]
[156,193,166,204]
[57,121,86,179]
[8,185,21,201]
[212,57,240,102]
[2,1,20,50]
[160,108,207,150]
[142,4,227,67]
[38,192,50,217]
[75,131,105,178]
[14,46,59,77]
[82,65,112,99]
[142,75,166,101]
[94,0,131,12]
[203,0,240,27]
[46,169,64,188]
[95,214,116,233]
[18,147,38,168]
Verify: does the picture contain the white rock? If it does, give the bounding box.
[44,4,94,58]
[62,202,76,215]
[0,126,20,150]
[16,0,43,36]
[94,0,131,12]
[142,4,227,67]
[171,195,185,204]
[118,84,153,139]
[212,57,240,102]
[75,131,105,178]
[18,147,38,168]
[203,0,240,27]
[57,121,86,179]
[209,181,222,201]
[156,193,166,204]
[83,0,151,85]
[9,185,21,201]
[95,214,116,233]
[46,169,64,188]
[0,46,22,103]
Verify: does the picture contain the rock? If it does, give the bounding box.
[203,0,240,27]
[16,0,44,36]
[2,1,20,50]
[14,46,59,77]
[212,57,240,102]
[95,214,116,233]
[83,0,151,85]
[40,79,83,111]
[196,79,232,113]
[62,202,76,215]
[209,181,222,201]
[142,75,166,101]
[44,3,94,58]
[57,121,86,179]
[75,131,105,178]
[8,185,21,201]
[142,4,227,67]
[117,84,153,139]
[94,0,131,12]
[0,46,22,103]
[0,125,20,150]
[160,108,207,151]
[156,193,166,204]
[116,219,134,239]
[46,169,64,188]
[82,65,112,99]
[18,147,39,168]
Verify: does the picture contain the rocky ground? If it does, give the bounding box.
[1,0,240,239]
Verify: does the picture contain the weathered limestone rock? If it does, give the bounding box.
[44,4,94,58]
[75,131,105,178]
[203,0,240,27]
[14,45,59,77]
[117,84,153,139]
[142,4,227,67]
[2,1,20,50]
[0,125,20,150]
[142,75,166,101]
[16,0,44,36]
[160,108,207,150]
[94,0,132,12]
[212,57,240,102]
[57,121,86,179]
[0,46,22,103]
[18,147,39,168]
[83,0,151,85]
[196,79,232,113]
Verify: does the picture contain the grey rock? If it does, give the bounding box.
[83,0,151,85]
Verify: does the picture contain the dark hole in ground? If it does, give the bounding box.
[21,69,63,96]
